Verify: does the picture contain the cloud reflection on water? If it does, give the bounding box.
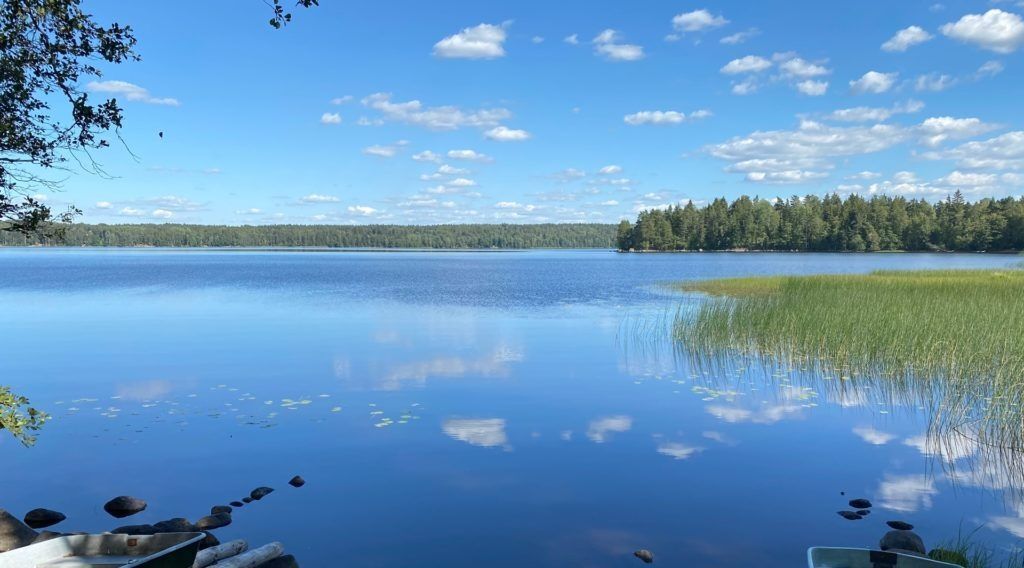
[442,418,508,448]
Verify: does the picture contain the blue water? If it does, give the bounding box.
[1,249,1021,567]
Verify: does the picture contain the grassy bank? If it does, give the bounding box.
[675,269,1024,445]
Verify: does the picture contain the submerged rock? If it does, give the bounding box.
[880,530,926,555]
[288,476,306,488]
[111,524,157,536]
[1,508,39,552]
[103,496,147,519]
[856,510,870,516]
[211,505,232,515]
[848,498,872,509]
[195,513,232,530]
[250,487,274,500]
[23,509,66,529]
[230,501,244,508]
[634,549,654,563]
[242,497,254,504]
[153,518,196,533]
[887,520,914,531]
[260,554,300,568]
[837,511,862,520]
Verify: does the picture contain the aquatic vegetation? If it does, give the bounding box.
[675,269,1024,472]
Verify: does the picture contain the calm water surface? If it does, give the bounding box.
[1,249,1021,567]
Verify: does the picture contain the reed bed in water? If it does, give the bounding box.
[674,269,1024,448]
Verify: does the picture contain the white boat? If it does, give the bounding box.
[808,547,963,568]
[0,532,204,568]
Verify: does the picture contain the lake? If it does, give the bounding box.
[1,248,1021,567]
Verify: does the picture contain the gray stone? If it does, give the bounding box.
[887,520,914,531]
[258,554,300,568]
[211,505,232,515]
[250,487,274,500]
[23,508,66,529]
[856,510,870,516]
[634,549,654,563]
[288,476,305,488]
[195,513,232,530]
[849,498,872,509]
[880,530,926,555]
[230,501,245,508]
[111,524,157,535]
[103,496,147,519]
[153,518,196,533]
[0,508,39,552]
[242,497,253,504]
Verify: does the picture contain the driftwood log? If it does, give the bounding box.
[193,539,249,568]
[210,542,284,567]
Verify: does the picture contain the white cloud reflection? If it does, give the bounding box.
[877,473,938,512]
[587,415,632,443]
[853,426,897,445]
[442,418,508,448]
[656,442,703,460]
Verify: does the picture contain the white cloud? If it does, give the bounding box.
[976,60,1005,78]
[95,201,112,209]
[624,110,685,125]
[433,23,508,59]
[917,116,998,147]
[882,26,934,51]
[494,201,538,211]
[940,9,1024,53]
[442,418,507,447]
[152,209,173,219]
[531,36,544,44]
[586,415,632,443]
[347,205,377,216]
[299,193,341,204]
[850,71,898,94]
[600,200,619,206]
[485,125,531,141]
[564,33,579,45]
[599,165,623,175]
[720,28,759,44]
[320,112,342,125]
[85,80,180,106]
[779,57,830,78]
[923,131,1024,169]
[853,426,897,445]
[118,207,145,217]
[796,80,828,96]
[825,99,924,122]
[447,149,493,162]
[361,92,511,131]
[438,164,469,175]
[656,442,703,460]
[236,208,262,215]
[914,73,957,92]
[412,150,441,163]
[731,76,760,95]
[447,177,477,187]
[330,95,353,105]
[363,141,407,158]
[673,9,729,32]
[848,171,883,180]
[593,29,645,61]
[720,55,772,74]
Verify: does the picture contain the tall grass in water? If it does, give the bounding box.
[675,270,1024,453]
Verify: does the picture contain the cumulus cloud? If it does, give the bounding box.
[299,193,341,204]
[95,201,112,209]
[564,33,579,45]
[917,116,999,147]
[796,80,828,96]
[330,95,353,105]
[850,71,898,94]
[599,165,623,175]
[914,73,957,92]
[673,9,729,32]
[447,149,493,162]
[922,131,1024,169]
[412,150,442,163]
[825,100,924,122]
[320,112,342,125]
[362,140,408,158]
[976,60,1005,78]
[720,28,759,44]
[592,29,645,61]
[882,26,934,51]
[940,9,1024,53]
[623,109,710,125]
[347,205,377,216]
[484,125,531,141]
[778,57,830,78]
[361,92,511,131]
[433,23,508,59]
[85,80,180,106]
[720,55,772,74]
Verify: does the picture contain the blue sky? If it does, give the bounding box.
[44,0,1024,224]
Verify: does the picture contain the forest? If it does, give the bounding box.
[0,222,618,249]
[618,192,1024,252]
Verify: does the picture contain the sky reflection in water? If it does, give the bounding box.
[1,249,1022,567]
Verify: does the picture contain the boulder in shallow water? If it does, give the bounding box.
[0,508,38,552]
[880,530,926,555]
[212,505,232,515]
[242,497,253,504]
[103,496,147,519]
[288,476,305,488]
[153,518,196,533]
[634,549,654,563]
[196,513,232,530]
[23,509,66,529]
[848,498,872,509]
[887,520,914,531]
[837,511,862,520]
[111,524,157,536]
[259,554,300,568]
[230,501,244,508]
[250,487,274,500]
[856,510,870,516]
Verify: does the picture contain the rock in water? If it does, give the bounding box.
[880,530,926,555]
[837,511,862,520]
[856,510,870,516]
[261,554,300,568]
[23,509,66,529]
[199,532,220,550]
[111,524,157,535]
[289,476,306,488]
[250,487,274,500]
[211,505,232,515]
[634,549,654,563]
[153,518,196,533]
[242,497,253,504]
[887,520,914,531]
[230,501,244,508]
[195,513,232,530]
[103,496,147,519]
[1,508,39,552]
[848,498,872,509]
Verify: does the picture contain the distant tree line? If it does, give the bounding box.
[618,192,1024,252]
[0,223,618,249]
